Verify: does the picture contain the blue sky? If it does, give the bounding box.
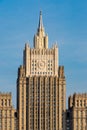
[0,0,87,107]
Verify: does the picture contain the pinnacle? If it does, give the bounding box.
[38,10,44,30]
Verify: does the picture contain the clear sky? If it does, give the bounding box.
[0,0,87,107]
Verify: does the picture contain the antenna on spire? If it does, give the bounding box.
[38,10,44,30]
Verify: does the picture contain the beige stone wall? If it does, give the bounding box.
[23,46,58,77]
[0,93,17,130]
[17,66,66,130]
[68,93,87,130]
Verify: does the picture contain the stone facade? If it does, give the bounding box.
[67,93,87,130]
[0,93,17,130]
[17,11,66,130]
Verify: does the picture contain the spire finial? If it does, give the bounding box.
[38,10,44,30]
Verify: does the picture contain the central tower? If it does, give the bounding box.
[17,11,66,130]
[23,11,58,77]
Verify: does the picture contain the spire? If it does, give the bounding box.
[38,11,44,30]
[34,11,48,49]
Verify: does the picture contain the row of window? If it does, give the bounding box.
[0,110,12,116]
[32,72,53,75]
[76,100,87,107]
[32,60,53,63]
[0,99,11,106]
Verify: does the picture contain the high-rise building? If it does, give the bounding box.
[1,10,87,130]
[0,93,17,130]
[17,11,66,130]
[67,93,87,130]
